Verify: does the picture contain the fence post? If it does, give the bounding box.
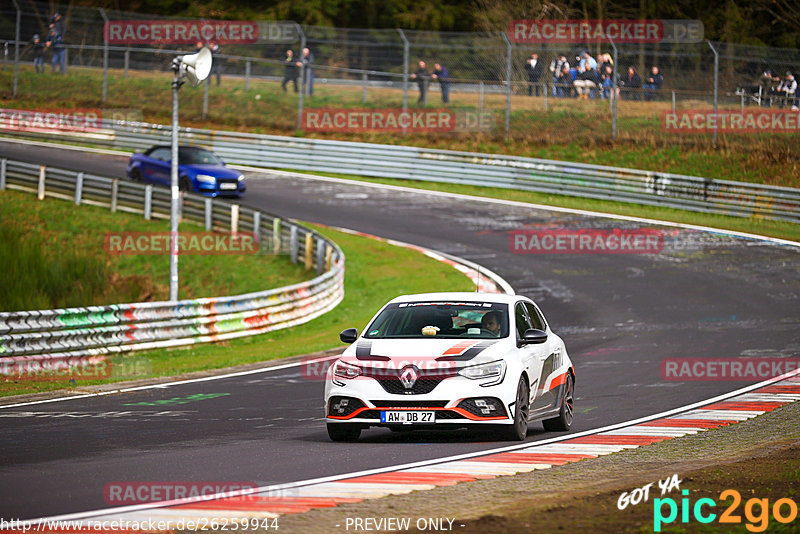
[144,185,152,219]
[75,172,83,204]
[100,9,109,103]
[204,197,212,230]
[316,238,325,274]
[479,81,484,111]
[245,60,250,90]
[253,211,261,250]
[289,225,298,263]
[672,90,676,113]
[110,178,118,212]
[398,29,409,113]
[12,0,20,97]
[0,158,6,190]
[361,71,368,103]
[202,77,209,120]
[124,48,129,78]
[610,36,618,140]
[707,40,719,146]
[543,81,547,111]
[304,232,313,270]
[231,203,239,233]
[37,166,46,200]
[296,23,306,131]
[273,217,281,254]
[501,32,512,140]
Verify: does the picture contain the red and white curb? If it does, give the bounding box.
[22,371,800,531]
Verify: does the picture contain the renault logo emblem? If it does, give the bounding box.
[399,366,419,389]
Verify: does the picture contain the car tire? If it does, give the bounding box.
[327,423,361,442]
[543,373,574,432]
[130,169,142,182]
[499,376,529,441]
[179,176,192,192]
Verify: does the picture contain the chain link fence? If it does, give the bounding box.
[2,1,799,143]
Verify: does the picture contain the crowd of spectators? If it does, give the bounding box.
[528,50,664,101]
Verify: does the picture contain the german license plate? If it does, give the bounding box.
[220,182,237,190]
[380,411,436,424]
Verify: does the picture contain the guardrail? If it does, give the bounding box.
[6,121,799,223]
[0,157,345,369]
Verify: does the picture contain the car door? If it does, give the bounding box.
[145,148,171,186]
[524,301,562,413]
[517,301,551,404]
[513,301,539,406]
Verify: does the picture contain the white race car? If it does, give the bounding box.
[324,292,575,442]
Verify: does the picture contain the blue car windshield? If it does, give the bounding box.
[364,302,509,339]
[179,148,222,165]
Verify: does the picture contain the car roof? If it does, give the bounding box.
[146,145,211,151]
[387,292,527,306]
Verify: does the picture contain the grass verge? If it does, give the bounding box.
[0,222,475,397]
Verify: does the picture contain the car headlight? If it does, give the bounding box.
[457,360,506,386]
[237,175,245,182]
[196,174,216,185]
[333,360,362,380]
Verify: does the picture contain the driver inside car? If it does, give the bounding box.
[481,310,503,336]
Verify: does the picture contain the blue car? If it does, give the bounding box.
[127,145,246,197]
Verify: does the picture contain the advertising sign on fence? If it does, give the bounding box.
[103,20,297,44]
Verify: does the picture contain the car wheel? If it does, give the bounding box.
[499,376,529,441]
[130,169,142,182]
[179,176,192,192]
[543,373,574,432]
[327,423,361,442]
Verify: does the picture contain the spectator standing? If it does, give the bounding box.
[525,53,544,96]
[209,41,221,86]
[281,50,299,93]
[31,34,44,73]
[45,23,65,74]
[598,53,613,74]
[301,47,314,96]
[600,65,615,99]
[778,72,797,109]
[549,54,569,96]
[431,63,450,103]
[556,63,574,97]
[643,66,663,101]
[51,13,65,39]
[410,60,430,105]
[620,66,641,100]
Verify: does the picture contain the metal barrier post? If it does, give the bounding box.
[289,225,298,263]
[75,172,83,204]
[100,9,109,103]
[203,77,209,120]
[316,238,325,274]
[501,32,512,140]
[204,197,212,230]
[272,217,282,254]
[610,37,618,140]
[144,185,152,219]
[479,81,484,111]
[707,40,719,145]
[362,71,368,103]
[398,29,409,113]
[0,158,6,190]
[37,166,46,200]
[124,48,129,78]
[543,82,547,110]
[296,23,306,130]
[110,178,118,212]
[672,90,676,113]
[245,60,250,90]
[253,211,261,249]
[231,204,239,233]
[12,0,20,97]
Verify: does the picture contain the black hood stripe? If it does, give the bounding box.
[355,339,390,361]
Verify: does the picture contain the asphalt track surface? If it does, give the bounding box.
[1,140,799,520]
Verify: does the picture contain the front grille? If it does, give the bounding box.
[327,396,365,417]
[358,410,382,419]
[357,409,465,421]
[361,365,456,395]
[457,397,508,418]
[376,378,445,395]
[435,411,466,420]
[370,400,448,408]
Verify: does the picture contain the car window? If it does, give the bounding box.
[524,302,546,330]
[179,148,222,165]
[514,302,533,338]
[364,302,509,339]
[148,148,170,161]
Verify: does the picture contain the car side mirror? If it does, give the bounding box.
[522,328,548,344]
[339,328,358,344]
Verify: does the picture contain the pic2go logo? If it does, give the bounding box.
[654,489,798,532]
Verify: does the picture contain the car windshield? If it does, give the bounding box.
[178,148,223,165]
[364,302,509,339]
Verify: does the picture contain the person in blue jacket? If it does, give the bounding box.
[432,63,451,104]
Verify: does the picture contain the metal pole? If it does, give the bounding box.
[398,29,409,113]
[124,48,129,78]
[362,71,367,103]
[479,81,484,111]
[501,32,512,140]
[12,0,20,97]
[169,65,181,302]
[202,77,209,120]
[296,23,305,130]
[672,90,676,113]
[707,40,719,145]
[100,9,109,103]
[245,60,250,90]
[610,36,618,140]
